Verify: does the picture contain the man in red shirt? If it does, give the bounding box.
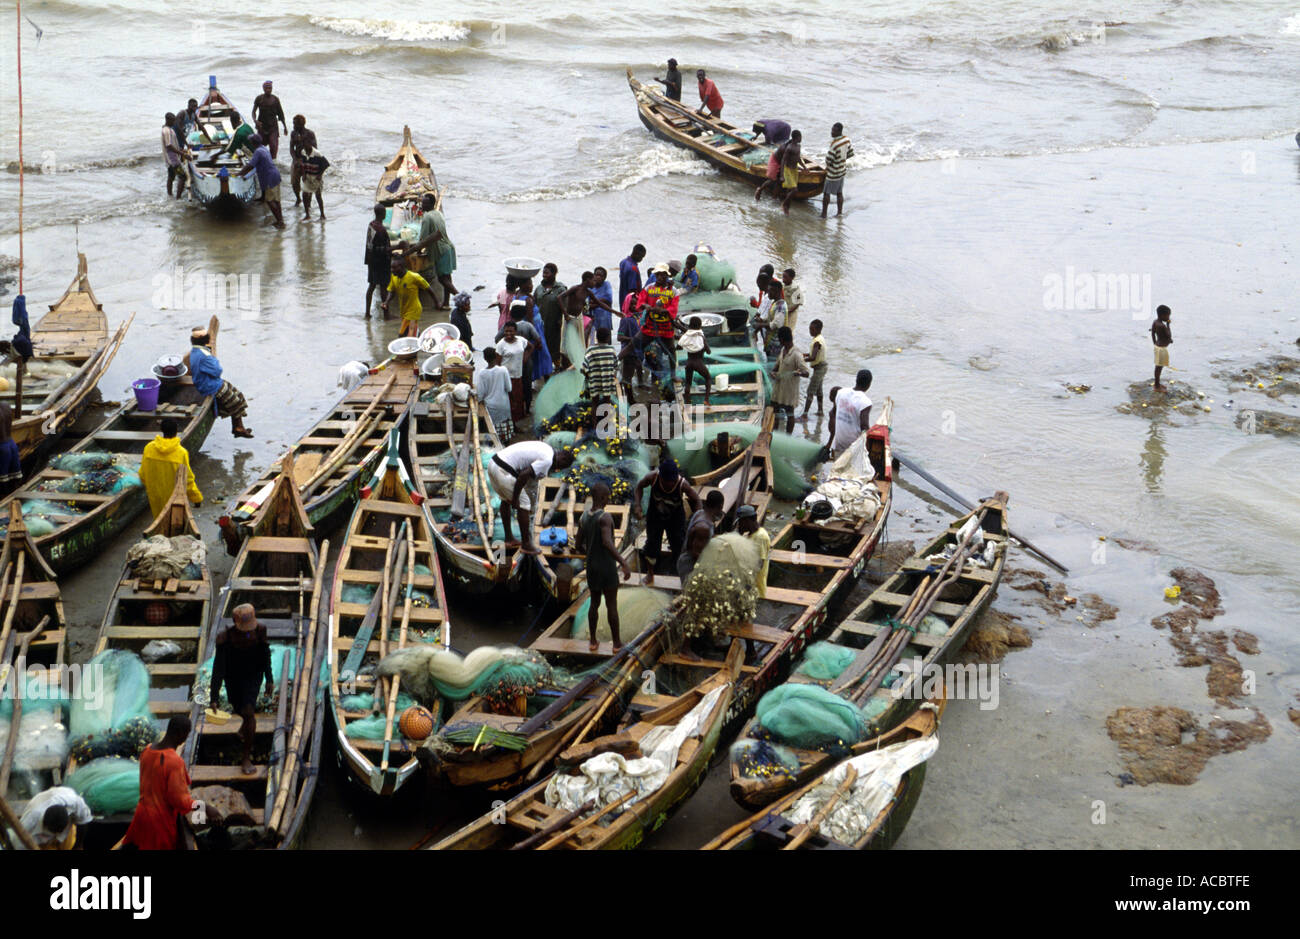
[121,716,199,850]
[696,69,724,118]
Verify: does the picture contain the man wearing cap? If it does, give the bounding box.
[736,504,771,598]
[252,81,287,159]
[656,59,683,101]
[637,263,680,351]
[488,441,576,554]
[139,417,203,518]
[209,604,274,776]
[239,133,285,228]
[829,369,874,457]
[184,324,255,438]
[632,458,701,585]
[696,68,724,118]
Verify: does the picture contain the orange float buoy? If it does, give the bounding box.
[399,705,435,741]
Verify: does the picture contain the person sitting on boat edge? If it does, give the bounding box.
[20,786,92,850]
[140,417,203,518]
[238,133,285,228]
[210,603,274,777]
[752,119,792,146]
[696,68,724,118]
[488,441,576,555]
[676,254,700,297]
[828,368,873,458]
[121,716,200,850]
[656,58,683,101]
[577,480,632,652]
[185,326,255,439]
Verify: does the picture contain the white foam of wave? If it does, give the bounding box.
[450,145,715,204]
[309,17,470,42]
[1283,14,1300,36]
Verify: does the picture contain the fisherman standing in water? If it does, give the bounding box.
[1151,304,1172,392]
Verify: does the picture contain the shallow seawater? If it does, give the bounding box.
[7,0,1299,849]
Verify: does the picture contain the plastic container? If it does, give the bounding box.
[132,378,161,411]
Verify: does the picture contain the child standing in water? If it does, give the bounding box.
[1151,304,1172,392]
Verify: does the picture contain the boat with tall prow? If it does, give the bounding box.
[186,76,261,212]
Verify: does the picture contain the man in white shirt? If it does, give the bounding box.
[476,348,515,442]
[162,112,189,199]
[488,441,575,553]
[781,268,803,333]
[829,369,873,456]
[20,786,92,849]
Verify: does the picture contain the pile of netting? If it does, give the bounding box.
[66,651,157,763]
[535,372,589,434]
[342,691,419,740]
[0,498,86,538]
[793,636,938,697]
[192,643,300,711]
[376,644,560,713]
[730,737,801,783]
[545,430,648,505]
[570,587,672,641]
[125,534,206,582]
[39,452,141,495]
[684,250,737,292]
[0,358,77,390]
[675,533,761,641]
[667,421,823,501]
[752,683,880,751]
[0,673,70,798]
[65,756,141,814]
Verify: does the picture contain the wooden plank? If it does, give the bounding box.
[724,622,789,644]
[246,536,312,554]
[189,764,269,783]
[356,499,424,517]
[337,568,435,587]
[657,653,758,673]
[767,549,852,569]
[763,586,825,607]
[869,592,968,619]
[145,663,198,676]
[105,625,202,640]
[87,430,161,442]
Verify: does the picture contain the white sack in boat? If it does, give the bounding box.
[784,734,939,846]
[544,685,727,816]
[337,361,370,391]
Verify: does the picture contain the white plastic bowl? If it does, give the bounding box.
[503,256,543,278]
[388,337,421,357]
[419,322,460,353]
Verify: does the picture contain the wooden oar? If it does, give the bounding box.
[0,791,39,850]
[0,552,26,661]
[783,764,858,850]
[508,798,596,851]
[894,450,1065,573]
[536,790,638,850]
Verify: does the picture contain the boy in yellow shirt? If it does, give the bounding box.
[736,504,770,598]
[383,257,431,338]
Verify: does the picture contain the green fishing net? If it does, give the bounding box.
[65,757,141,814]
[339,565,436,608]
[678,533,761,641]
[0,498,87,538]
[534,371,586,431]
[754,683,874,750]
[561,317,585,368]
[795,642,859,682]
[687,254,737,292]
[570,586,672,640]
[666,421,821,500]
[66,651,156,761]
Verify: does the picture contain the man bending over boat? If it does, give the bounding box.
[239,134,285,228]
[399,193,459,310]
[577,481,632,652]
[488,441,576,555]
[828,369,873,458]
[696,68,724,118]
[185,325,255,438]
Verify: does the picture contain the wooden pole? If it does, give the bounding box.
[535,790,638,850]
[783,764,858,850]
[508,798,595,851]
[0,617,49,796]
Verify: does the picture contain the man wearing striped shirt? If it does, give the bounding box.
[822,122,855,218]
[581,327,620,411]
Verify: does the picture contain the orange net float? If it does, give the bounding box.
[399,705,435,741]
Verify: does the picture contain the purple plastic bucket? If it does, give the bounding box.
[133,378,161,411]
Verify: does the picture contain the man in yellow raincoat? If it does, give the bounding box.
[139,418,202,517]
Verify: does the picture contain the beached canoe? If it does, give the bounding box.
[2,254,133,475]
[406,384,517,595]
[186,78,261,211]
[0,320,216,576]
[627,69,826,199]
[187,456,330,848]
[424,589,671,791]
[0,503,69,808]
[221,365,419,551]
[431,641,743,850]
[376,125,442,209]
[728,489,1007,811]
[705,698,943,851]
[327,428,450,797]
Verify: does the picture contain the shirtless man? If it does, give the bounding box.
[1151,304,1173,392]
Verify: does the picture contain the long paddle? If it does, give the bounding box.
[893,449,1068,574]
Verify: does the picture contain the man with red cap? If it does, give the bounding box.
[209,603,274,776]
[252,81,287,159]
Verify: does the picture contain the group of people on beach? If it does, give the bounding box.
[160,80,330,226]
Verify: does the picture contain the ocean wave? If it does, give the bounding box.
[3,153,154,175]
[309,16,470,42]
[451,145,714,203]
[1285,15,1300,36]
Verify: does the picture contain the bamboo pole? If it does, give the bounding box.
[783,764,858,850]
[508,798,596,851]
[0,553,27,662]
[380,523,416,772]
[535,790,638,850]
[469,398,496,564]
[0,616,49,796]
[0,791,39,850]
[299,371,398,500]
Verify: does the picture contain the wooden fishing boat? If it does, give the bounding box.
[186,77,261,211]
[0,319,217,576]
[627,69,826,199]
[729,490,1008,811]
[705,698,943,851]
[2,254,133,474]
[406,383,514,594]
[431,641,743,850]
[327,428,449,797]
[425,588,672,792]
[0,503,68,808]
[187,456,330,848]
[221,365,420,551]
[671,325,769,437]
[377,126,444,282]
